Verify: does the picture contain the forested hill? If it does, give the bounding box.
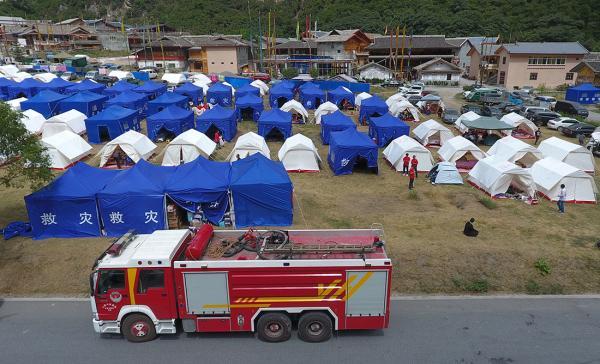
[3,0,600,50]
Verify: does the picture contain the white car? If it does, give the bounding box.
[139,69,158,79]
[404,89,422,97]
[547,117,579,131]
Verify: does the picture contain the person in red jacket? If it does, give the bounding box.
[402,153,410,176]
[408,167,416,190]
[411,155,419,178]
[213,130,221,148]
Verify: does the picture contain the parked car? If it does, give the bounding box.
[410,84,424,92]
[404,89,422,97]
[553,100,589,118]
[381,79,400,87]
[407,95,422,105]
[60,71,76,81]
[534,95,557,108]
[242,71,271,83]
[460,104,482,114]
[547,117,579,131]
[530,110,561,126]
[482,105,503,118]
[467,88,502,101]
[85,71,117,85]
[139,68,158,79]
[441,108,460,124]
[521,106,550,119]
[495,102,521,114]
[561,122,595,137]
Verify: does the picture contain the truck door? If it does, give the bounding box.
[95,269,130,321]
[134,268,175,320]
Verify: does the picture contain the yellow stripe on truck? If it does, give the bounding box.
[127,268,137,305]
[347,272,373,300]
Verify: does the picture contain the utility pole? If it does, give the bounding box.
[258,12,263,72]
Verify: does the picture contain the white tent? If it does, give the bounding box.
[314,101,339,124]
[531,157,597,203]
[33,72,57,83]
[383,135,434,171]
[487,136,542,167]
[538,137,595,173]
[7,97,27,111]
[99,130,157,167]
[280,99,309,123]
[108,70,133,80]
[468,156,535,198]
[431,162,463,184]
[20,109,46,134]
[189,73,212,84]
[162,129,216,166]
[13,72,32,82]
[438,136,487,163]
[41,130,92,169]
[389,100,420,121]
[42,109,87,138]
[278,133,321,172]
[161,73,186,85]
[412,119,454,146]
[0,65,19,77]
[227,132,271,161]
[454,111,480,133]
[385,93,407,107]
[500,112,538,137]
[355,92,372,107]
[192,80,210,95]
[250,79,269,96]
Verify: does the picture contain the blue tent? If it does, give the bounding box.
[147,92,189,115]
[36,77,75,94]
[20,90,68,118]
[147,105,194,141]
[166,157,231,224]
[196,105,238,141]
[85,105,140,143]
[0,77,16,95]
[320,110,356,145]
[328,86,355,107]
[104,80,137,98]
[97,160,178,236]
[7,78,41,99]
[368,113,410,147]
[269,83,295,108]
[24,162,120,239]
[328,128,378,175]
[235,93,264,121]
[236,83,261,98]
[64,79,106,94]
[133,80,167,100]
[206,82,233,106]
[230,153,293,227]
[58,91,109,117]
[105,90,148,117]
[358,95,388,125]
[257,108,292,140]
[298,81,318,91]
[565,83,600,104]
[299,84,326,110]
[174,82,203,105]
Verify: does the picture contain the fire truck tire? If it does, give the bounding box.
[256,313,292,343]
[297,312,332,343]
[122,314,157,343]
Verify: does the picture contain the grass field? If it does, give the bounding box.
[1,89,599,297]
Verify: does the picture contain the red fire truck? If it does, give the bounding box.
[90,225,392,343]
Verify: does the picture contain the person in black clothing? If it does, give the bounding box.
[463,217,479,237]
[534,129,541,145]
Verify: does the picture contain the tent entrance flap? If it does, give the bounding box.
[98,126,110,143]
[265,127,285,141]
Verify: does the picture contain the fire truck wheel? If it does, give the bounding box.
[298,312,332,343]
[256,313,292,343]
[122,314,157,343]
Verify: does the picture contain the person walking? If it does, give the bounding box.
[411,155,419,178]
[402,153,410,176]
[408,167,416,190]
[534,129,541,145]
[557,184,566,213]
[578,132,585,146]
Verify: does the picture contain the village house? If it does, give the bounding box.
[315,29,372,75]
[447,36,498,76]
[357,62,394,81]
[17,23,101,51]
[569,53,600,86]
[412,57,462,84]
[185,35,251,74]
[466,43,502,83]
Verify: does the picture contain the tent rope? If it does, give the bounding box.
[292,189,308,229]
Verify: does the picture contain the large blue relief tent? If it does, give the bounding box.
[320,110,356,145]
[368,113,410,147]
[146,105,194,141]
[196,104,238,141]
[328,128,378,175]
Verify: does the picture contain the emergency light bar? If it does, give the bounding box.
[106,230,136,256]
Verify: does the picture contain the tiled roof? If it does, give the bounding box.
[412,57,462,72]
[570,61,600,73]
[275,39,316,49]
[367,35,457,50]
[498,42,588,55]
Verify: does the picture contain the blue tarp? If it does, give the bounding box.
[85,105,140,143]
[36,78,75,94]
[230,153,293,227]
[236,83,261,98]
[166,157,231,224]
[206,82,233,106]
[328,128,378,175]
[24,162,120,239]
[299,84,325,109]
[64,79,105,94]
[224,76,252,89]
[7,78,41,99]
[146,105,194,141]
[20,90,68,118]
[104,80,137,98]
[0,77,16,95]
[368,113,410,147]
[235,94,264,121]
[320,110,356,145]
[174,82,203,105]
[105,90,148,117]
[133,81,167,100]
[58,91,109,117]
[269,83,295,108]
[358,95,388,125]
[328,86,355,107]
[147,92,189,115]
[313,80,370,94]
[565,83,600,104]
[97,160,177,236]
[196,105,238,141]
[257,109,292,140]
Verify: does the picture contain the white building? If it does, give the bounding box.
[412,57,462,84]
[357,62,394,81]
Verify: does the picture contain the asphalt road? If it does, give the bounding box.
[1,297,599,364]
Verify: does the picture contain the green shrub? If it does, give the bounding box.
[478,196,498,209]
[309,67,319,79]
[534,258,551,276]
[281,67,298,79]
[407,190,421,200]
[525,279,541,294]
[465,279,489,293]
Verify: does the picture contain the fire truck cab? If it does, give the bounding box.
[91,225,392,343]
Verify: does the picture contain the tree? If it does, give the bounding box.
[309,67,319,79]
[0,103,52,189]
[11,46,25,63]
[281,67,299,79]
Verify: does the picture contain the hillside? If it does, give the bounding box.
[2,0,600,51]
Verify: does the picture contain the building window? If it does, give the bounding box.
[502,56,506,64]
[529,72,538,80]
[221,62,224,64]
[528,57,566,65]
[211,61,215,64]
[446,73,452,81]
[331,44,334,49]
[230,62,233,65]
[499,71,506,84]
[565,72,574,80]
[337,49,341,54]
